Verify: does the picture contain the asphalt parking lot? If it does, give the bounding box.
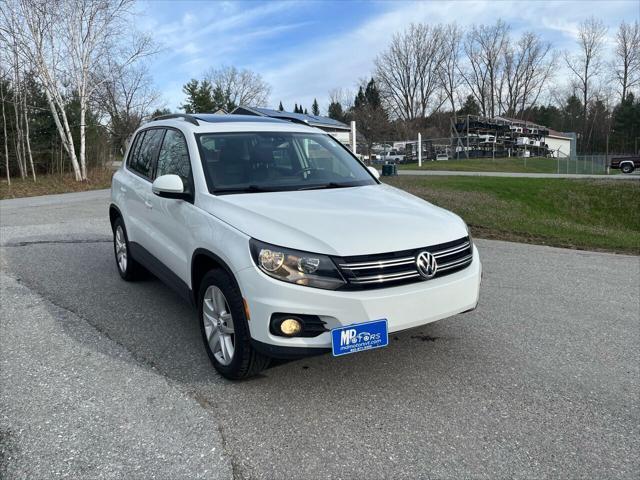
[1,189,639,479]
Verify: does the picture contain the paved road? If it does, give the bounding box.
[398,169,640,179]
[1,189,639,479]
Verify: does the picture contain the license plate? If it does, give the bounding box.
[331,319,389,357]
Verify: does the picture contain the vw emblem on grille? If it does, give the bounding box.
[416,251,438,279]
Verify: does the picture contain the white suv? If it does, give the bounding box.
[110,113,481,379]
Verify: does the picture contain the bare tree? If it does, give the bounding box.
[204,65,271,108]
[3,0,82,179]
[565,16,607,145]
[438,23,463,121]
[59,0,153,179]
[2,0,154,181]
[501,32,556,117]
[96,61,160,153]
[0,75,10,185]
[328,87,354,110]
[612,20,640,102]
[4,11,27,179]
[22,88,35,180]
[374,23,446,121]
[460,20,510,118]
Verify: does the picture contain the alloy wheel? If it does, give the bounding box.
[115,225,128,273]
[202,285,235,366]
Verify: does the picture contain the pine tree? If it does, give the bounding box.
[354,86,366,109]
[457,95,481,117]
[328,101,344,121]
[294,103,298,114]
[364,79,381,109]
[611,93,639,153]
[212,85,231,112]
[312,98,320,116]
[561,95,583,133]
[181,79,215,113]
[304,108,308,114]
[278,101,284,111]
[351,78,389,156]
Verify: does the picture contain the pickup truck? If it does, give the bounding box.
[610,156,640,174]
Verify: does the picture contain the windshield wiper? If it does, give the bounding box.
[213,185,278,194]
[297,182,353,191]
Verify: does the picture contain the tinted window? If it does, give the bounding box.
[156,129,192,191]
[196,132,376,194]
[126,132,144,169]
[130,129,164,179]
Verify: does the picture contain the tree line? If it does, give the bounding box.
[2,6,639,185]
[324,18,639,155]
[0,0,159,184]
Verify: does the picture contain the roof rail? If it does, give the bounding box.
[275,115,310,126]
[152,113,199,126]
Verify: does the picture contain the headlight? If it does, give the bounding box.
[249,239,345,290]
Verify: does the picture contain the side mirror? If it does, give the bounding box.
[152,174,188,199]
[367,166,381,179]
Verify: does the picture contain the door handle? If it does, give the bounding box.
[120,186,127,193]
[144,200,153,209]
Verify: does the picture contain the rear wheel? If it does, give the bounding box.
[198,270,270,379]
[621,163,635,174]
[112,217,144,280]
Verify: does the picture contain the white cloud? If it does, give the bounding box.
[259,0,636,111]
[146,0,637,111]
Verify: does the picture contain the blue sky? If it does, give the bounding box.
[137,0,640,113]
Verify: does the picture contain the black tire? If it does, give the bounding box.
[621,163,635,174]
[112,216,144,281]
[198,269,270,380]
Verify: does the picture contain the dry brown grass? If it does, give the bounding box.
[0,168,113,200]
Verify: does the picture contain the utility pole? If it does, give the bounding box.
[466,115,469,156]
[418,132,422,167]
[606,133,610,175]
[350,121,356,156]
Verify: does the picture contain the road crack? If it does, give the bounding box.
[2,238,111,247]
[193,393,250,480]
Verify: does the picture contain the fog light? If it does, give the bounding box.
[280,318,302,336]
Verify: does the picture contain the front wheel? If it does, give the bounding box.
[198,270,270,379]
[621,163,635,174]
[112,217,144,280]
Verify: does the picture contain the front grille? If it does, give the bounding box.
[333,236,473,290]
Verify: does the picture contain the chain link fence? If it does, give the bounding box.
[555,155,609,175]
[363,136,621,176]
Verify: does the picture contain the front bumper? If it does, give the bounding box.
[237,245,482,356]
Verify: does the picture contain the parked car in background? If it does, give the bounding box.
[382,150,404,163]
[435,153,449,161]
[610,156,640,174]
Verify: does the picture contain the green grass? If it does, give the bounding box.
[385,175,640,254]
[0,168,114,200]
[396,157,614,175]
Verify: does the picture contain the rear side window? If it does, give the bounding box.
[156,129,192,191]
[129,129,164,179]
[126,132,144,169]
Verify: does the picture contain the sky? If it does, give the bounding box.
[137,0,640,113]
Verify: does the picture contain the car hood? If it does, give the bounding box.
[200,184,468,257]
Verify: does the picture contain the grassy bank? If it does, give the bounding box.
[0,168,113,200]
[396,157,614,175]
[385,175,639,254]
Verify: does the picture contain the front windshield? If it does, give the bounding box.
[195,131,377,194]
